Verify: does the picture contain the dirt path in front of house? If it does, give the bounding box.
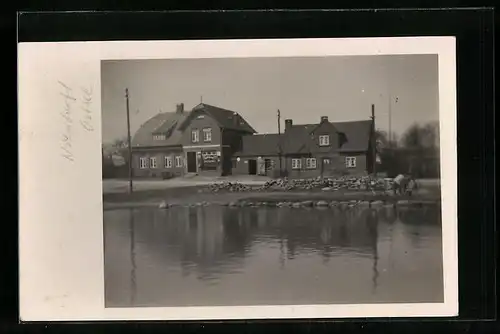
[102,175,272,194]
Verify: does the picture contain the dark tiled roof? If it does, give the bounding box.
[132,111,188,148]
[334,120,372,152]
[189,103,256,133]
[282,124,316,154]
[283,120,372,154]
[235,134,283,157]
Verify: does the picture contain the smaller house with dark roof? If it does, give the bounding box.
[232,133,283,177]
[131,103,256,178]
[232,115,376,178]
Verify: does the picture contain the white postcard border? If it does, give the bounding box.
[18,37,457,321]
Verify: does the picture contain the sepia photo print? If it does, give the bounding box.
[101,54,444,308]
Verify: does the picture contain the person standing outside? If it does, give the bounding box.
[405,174,417,196]
[393,173,405,195]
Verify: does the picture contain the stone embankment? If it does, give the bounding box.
[206,175,392,193]
[155,197,437,211]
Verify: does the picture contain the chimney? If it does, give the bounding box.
[285,119,293,131]
[320,116,328,122]
[233,112,239,126]
[176,103,184,113]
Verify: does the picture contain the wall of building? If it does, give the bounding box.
[178,110,225,175]
[231,155,282,177]
[182,147,223,175]
[221,129,247,175]
[309,120,341,154]
[132,148,185,178]
[284,155,320,179]
[284,152,368,179]
[180,110,222,147]
[338,152,368,176]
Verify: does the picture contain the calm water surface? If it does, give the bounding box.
[104,205,443,307]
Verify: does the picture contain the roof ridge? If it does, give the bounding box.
[202,103,238,114]
[333,119,371,123]
[292,119,370,127]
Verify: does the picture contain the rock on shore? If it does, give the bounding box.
[206,176,391,193]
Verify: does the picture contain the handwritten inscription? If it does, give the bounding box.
[80,86,94,132]
[59,81,76,162]
[58,82,95,162]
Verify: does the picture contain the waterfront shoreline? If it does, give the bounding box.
[103,188,440,211]
[103,177,441,211]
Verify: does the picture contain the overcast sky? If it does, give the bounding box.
[101,55,439,144]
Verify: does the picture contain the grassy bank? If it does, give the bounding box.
[103,185,440,211]
[103,185,208,203]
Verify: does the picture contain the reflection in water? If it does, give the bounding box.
[129,208,136,306]
[104,204,443,307]
[365,209,379,293]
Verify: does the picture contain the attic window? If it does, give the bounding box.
[153,134,166,141]
[319,135,330,146]
[196,115,205,119]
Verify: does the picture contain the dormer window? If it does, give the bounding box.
[319,135,330,146]
[153,134,166,141]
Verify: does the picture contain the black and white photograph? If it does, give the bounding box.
[102,55,444,307]
[19,37,457,321]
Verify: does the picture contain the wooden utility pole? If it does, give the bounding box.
[277,109,281,134]
[371,104,377,176]
[125,88,133,194]
[277,109,283,174]
[388,92,392,147]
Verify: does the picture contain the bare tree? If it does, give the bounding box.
[112,137,128,150]
[109,136,130,164]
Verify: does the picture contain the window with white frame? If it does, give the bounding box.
[191,129,199,143]
[165,156,173,168]
[305,158,317,169]
[319,135,330,146]
[345,157,356,168]
[139,157,148,169]
[175,156,183,167]
[203,128,212,142]
[149,157,157,168]
[291,158,302,169]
